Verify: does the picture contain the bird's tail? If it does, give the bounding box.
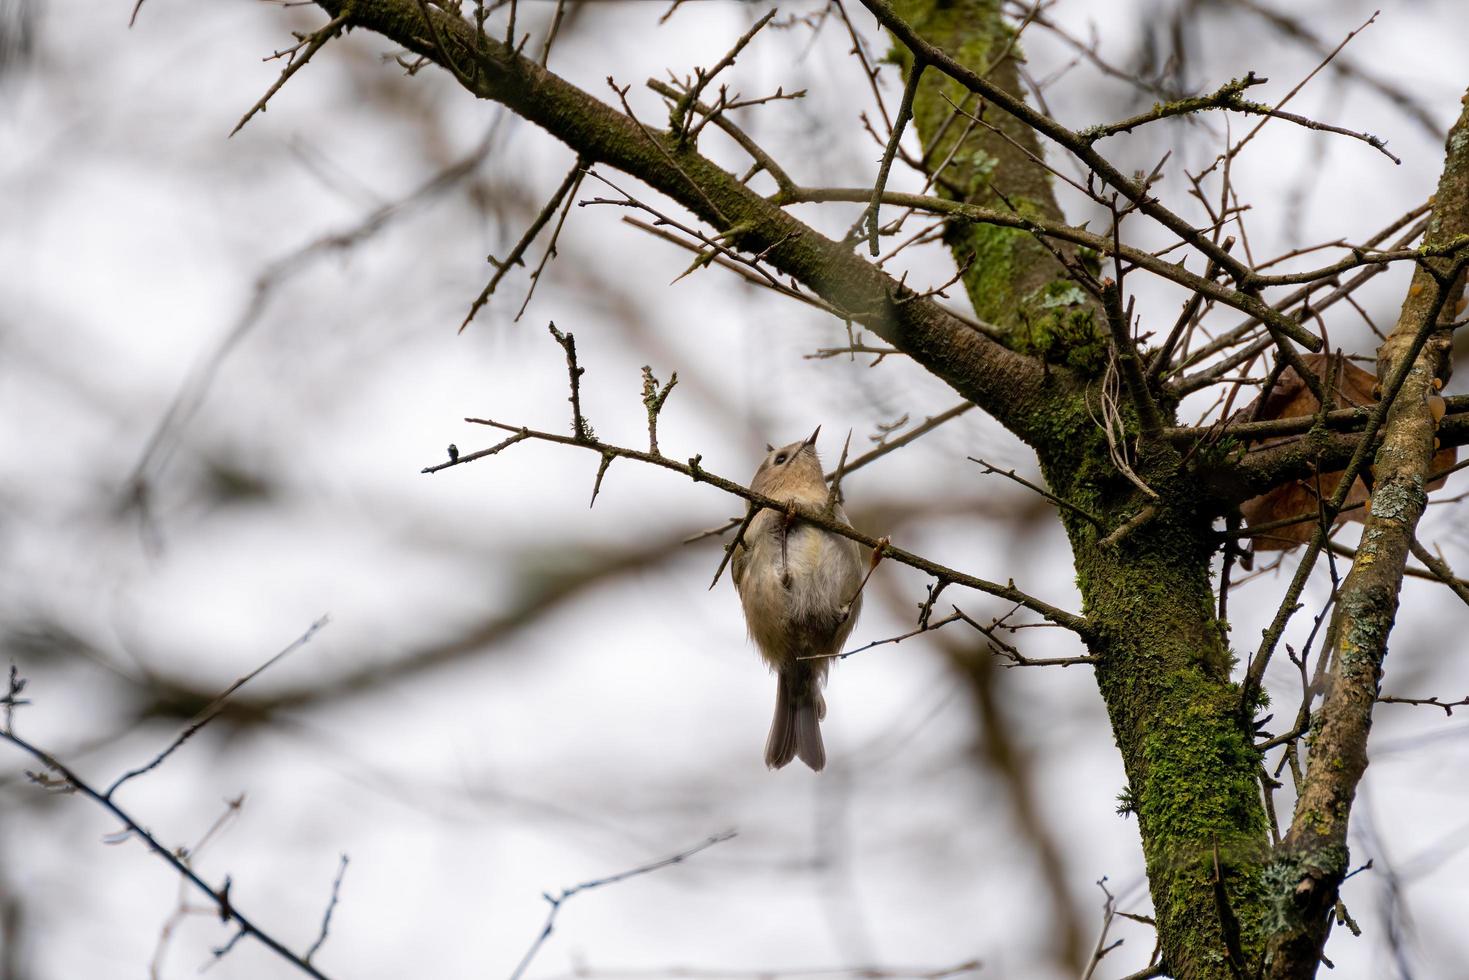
[766,667,827,771]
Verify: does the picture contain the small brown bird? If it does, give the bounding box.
[731,428,864,771]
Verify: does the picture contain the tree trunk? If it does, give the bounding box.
[894,5,1273,976]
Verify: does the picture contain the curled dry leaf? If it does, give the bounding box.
[1237,353,1456,552]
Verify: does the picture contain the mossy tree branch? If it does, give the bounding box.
[1263,93,1469,979]
[886,0,1103,353]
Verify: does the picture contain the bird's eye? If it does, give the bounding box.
[774,452,788,464]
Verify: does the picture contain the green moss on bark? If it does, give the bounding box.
[1075,497,1272,978]
[889,0,1100,356]
[883,7,1277,971]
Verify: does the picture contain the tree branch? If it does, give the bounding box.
[309,0,1055,444]
[0,726,334,980]
[1264,89,1469,979]
[437,418,1093,637]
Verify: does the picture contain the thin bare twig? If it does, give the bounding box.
[968,457,1103,526]
[1407,537,1469,607]
[1240,258,1467,712]
[952,607,1097,668]
[708,505,759,591]
[303,854,350,965]
[461,158,587,332]
[2,666,27,732]
[1101,277,1163,437]
[622,216,842,317]
[547,323,593,442]
[1226,0,1441,139]
[106,617,330,799]
[865,61,925,255]
[584,171,782,292]
[821,611,964,660]
[1200,10,1385,182]
[538,0,567,67]
[149,796,246,978]
[1,723,333,980]
[514,167,587,323]
[510,832,736,980]
[641,366,678,457]
[672,10,777,141]
[231,14,348,138]
[646,79,797,196]
[1320,539,1469,604]
[1376,694,1469,715]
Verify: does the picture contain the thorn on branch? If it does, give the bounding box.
[645,79,798,197]
[25,769,75,794]
[657,0,691,24]
[605,78,727,224]
[583,172,783,292]
[589,452,614,508]
[670,247,718,284]
[893,254,974,305]
[538,0,568,68]
[209,926,247,965]
[415,0,479,92]
[216,876,234,923]
[806,342,901,364]
[1209,838,1248,979]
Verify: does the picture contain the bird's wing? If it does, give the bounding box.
[731,537,748,589]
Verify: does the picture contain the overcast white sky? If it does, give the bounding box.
[3,1,1469,978]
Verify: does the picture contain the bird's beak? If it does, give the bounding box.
[803,426,821,448]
